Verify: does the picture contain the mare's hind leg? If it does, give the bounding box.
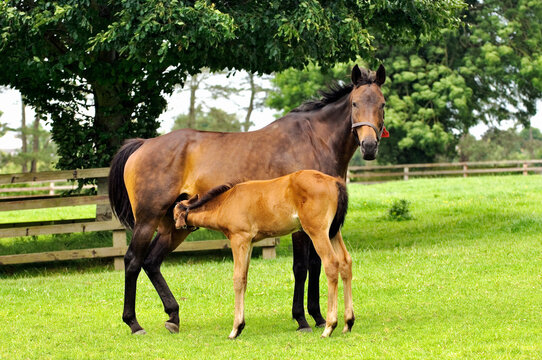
[142,218,192,334]
[330,230,355,333]
[123,221,158,334]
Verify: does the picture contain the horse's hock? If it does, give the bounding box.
[0,168,278,270]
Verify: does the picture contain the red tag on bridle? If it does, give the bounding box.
[381,127,390,138]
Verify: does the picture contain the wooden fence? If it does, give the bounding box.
[348,159,542,183]
[0,168,278,270]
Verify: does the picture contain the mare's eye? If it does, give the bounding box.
[352,102,358,108]
[381,103,386,109]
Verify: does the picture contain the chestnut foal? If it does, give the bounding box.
[173,170,353,339]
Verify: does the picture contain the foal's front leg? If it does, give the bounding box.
[228,234,253,339]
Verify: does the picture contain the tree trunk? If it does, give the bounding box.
[243,73,255,132]
[93,83,132,166]
[188,75,198,129]
[30,112,40,172]
[20,95,28,173]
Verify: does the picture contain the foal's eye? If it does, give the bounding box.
[352,102,358,108]
[381,103,386,109]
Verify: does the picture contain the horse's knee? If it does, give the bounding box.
[323,258,340,282]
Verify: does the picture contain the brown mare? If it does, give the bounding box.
[108,64,387,335]
[173,170,351,338]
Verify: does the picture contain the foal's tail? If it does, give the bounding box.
[108,138,145,230]
[329,181,349,238]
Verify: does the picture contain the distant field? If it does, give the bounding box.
[0,175,541,359]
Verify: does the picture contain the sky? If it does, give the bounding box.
[1,75,541,151]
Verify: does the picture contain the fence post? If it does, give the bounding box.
[49,182,55,195]
[463,164,468,178]
[261,238,279,259]
[96,177,112,221]
[523,162,528,176]
[403,166,409,181]
[112,230,126,271]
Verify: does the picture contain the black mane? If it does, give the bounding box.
[292,82,354,113]
[181,183,237,211]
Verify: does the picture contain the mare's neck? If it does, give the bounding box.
[312,97,358,177]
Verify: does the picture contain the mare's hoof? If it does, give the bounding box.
[296,326,312,333]
[165,322,179,334]
[133,329,147,335]
[315,321,326,328]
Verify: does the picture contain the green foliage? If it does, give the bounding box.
[0,0,466,169]
[387,199,412,221]
[1,122,58,172]
[172,106,242,132]
[266,0,542,165]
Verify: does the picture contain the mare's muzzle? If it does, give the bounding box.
[352,121,383,160]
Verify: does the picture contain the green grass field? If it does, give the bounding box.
[0,175,541,359]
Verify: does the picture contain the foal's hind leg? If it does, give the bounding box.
[330,230,355,333]
[229,234,253,339]
[142,221,191,334]
[123,221,158,334]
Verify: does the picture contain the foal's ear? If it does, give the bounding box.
[375,64,386,86]
[187,194,199,204]
[351,64,362,85]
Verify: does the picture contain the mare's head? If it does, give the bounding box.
[349,64,387,160]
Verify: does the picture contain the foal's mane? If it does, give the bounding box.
[182,182,238,211]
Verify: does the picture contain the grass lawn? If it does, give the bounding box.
[0,175,541,359]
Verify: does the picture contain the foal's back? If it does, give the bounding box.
[218,170,342,240]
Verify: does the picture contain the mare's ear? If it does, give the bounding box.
[375,64,386,86]
[351,64,362,85]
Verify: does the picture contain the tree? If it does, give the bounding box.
[172,105,242,132]
[0,0,465,169]
[266,0,542,164]
[457,127,542,161]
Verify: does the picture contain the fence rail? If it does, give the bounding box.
[348,159,542,183]
[0,168,278,269]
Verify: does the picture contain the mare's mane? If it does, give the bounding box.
[292,82,354,113]
[292,69,377,113]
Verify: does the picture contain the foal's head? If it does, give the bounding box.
[173,194,199,229]
[349,64,387,160]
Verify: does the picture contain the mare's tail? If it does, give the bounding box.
[329,181,349,238]
[108,139,145,230]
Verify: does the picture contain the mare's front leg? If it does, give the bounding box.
[292,232,325,331]
[229,234,253,339]
[142,221,192,333]
[292,232,311,331]
[308,240,326,327]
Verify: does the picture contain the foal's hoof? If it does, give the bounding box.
[315,321,326,328]
[133,329,147,335]
[165,322,179,334]
[296,326,312,333]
